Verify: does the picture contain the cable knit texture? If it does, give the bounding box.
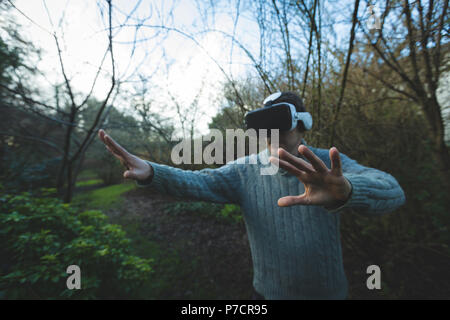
[137,143,406,299]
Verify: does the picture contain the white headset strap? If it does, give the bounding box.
[271,103,313,131]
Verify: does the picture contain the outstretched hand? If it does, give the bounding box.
[98,129,152,181]
[269,145,352,209]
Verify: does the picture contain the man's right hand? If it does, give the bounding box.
[98,129,153,181]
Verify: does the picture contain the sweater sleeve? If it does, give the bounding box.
[328,153,406,216]
[136,161,243,205]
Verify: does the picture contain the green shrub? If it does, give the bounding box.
[164,201,243,224]
[0,191,153,299]
[220,204,243,223]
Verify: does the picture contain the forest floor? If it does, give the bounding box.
[102,186,254,299]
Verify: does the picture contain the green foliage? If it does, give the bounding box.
[0,191,153,299]
[73,182,136,210]
[75,179,103,188]
[220,204,243,223]
[164,201,243,224]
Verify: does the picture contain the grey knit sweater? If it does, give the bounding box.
[137,143,406,299]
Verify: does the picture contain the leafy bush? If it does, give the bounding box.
[0,190,153,299]
[220,204,243,223]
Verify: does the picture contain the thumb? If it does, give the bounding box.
[278,194,311,207]
[123,170,138,180]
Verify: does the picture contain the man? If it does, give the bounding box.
[98,91,405,299]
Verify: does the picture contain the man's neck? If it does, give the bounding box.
[268,139,304,157]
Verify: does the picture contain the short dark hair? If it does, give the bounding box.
[263,91,306,132]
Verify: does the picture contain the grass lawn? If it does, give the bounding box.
[73,181,136,210]
[75,178,103,188]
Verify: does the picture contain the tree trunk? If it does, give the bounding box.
[57,107,76,199]
[425,97,450,192]
[63,160,74,203]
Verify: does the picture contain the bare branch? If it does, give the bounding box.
[329,0,360,146]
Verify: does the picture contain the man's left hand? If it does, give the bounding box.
[269,145,352,210]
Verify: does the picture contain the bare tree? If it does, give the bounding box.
[357,0,450,187]
[3,0,122,202]
[329,0,360,146]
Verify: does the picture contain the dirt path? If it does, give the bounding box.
[108,187,254,299]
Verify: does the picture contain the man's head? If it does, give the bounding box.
[263,91,307,132]
[262,91,308,156]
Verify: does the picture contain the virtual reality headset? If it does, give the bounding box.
[244,93,313,132]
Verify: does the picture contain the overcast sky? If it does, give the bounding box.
[7,0,372,137]
[9,0,262,136]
